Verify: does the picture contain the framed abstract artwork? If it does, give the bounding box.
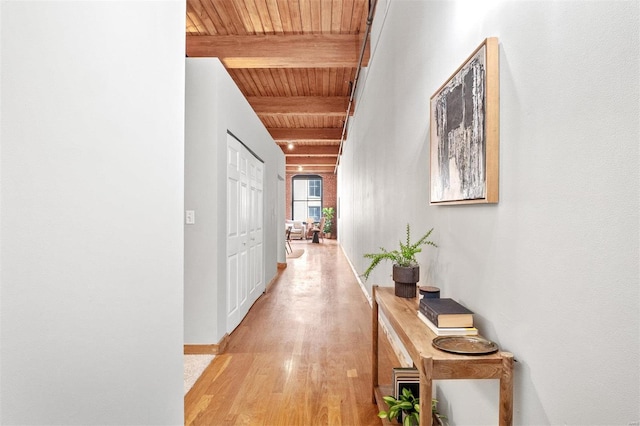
[430,37,500,205]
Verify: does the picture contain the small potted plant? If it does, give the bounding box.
[363,224,437,298]
[378,388,420,426]
[379,389,446,426]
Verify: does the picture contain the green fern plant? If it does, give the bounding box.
[363,224,437,280]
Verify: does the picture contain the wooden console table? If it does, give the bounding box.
[372,286,514,426]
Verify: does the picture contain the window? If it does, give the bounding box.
[309,180,321,197]
[308,206,321,220]
[292,175,322,221]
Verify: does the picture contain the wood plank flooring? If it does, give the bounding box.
[185,239,399,425]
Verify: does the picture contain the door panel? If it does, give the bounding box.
[226,133,264,333]
[226,142,241,326]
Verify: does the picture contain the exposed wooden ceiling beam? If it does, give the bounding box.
[249,96,351,116]
[280,145,340,156]
[269,128,343,142]
[286,156,337,166]
[186,34,370,68]
[286,165,336,173]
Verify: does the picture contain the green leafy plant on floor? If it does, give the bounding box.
[363,224,437,280]
[379,389,447,426]
[378,388,420,426]
[322,207,335,234]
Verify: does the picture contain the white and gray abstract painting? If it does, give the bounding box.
[431,46,487,202]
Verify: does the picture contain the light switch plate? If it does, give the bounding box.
[185,210,195,225]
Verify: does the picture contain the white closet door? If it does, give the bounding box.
[248,159,264,298]
[226,133,264,333]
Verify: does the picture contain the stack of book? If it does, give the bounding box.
[418,297,478,336]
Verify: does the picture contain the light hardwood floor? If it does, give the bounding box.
[185,239,399,425]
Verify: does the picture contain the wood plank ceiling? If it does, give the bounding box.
[186,0,373,174]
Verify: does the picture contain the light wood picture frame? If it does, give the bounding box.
[430,37,500,205]
[392,367,420,399]
[391,368,420,423]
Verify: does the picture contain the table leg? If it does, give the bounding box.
[420,356,433,426]
[499,352,514,425]
[372,286,379,404]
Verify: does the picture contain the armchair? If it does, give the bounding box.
[289,220,305,240]
[305,217,316,239]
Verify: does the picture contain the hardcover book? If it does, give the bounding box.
[417,311,478,336]
[420,297,474,327]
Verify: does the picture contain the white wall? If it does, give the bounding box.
[184,58,286,344]
[339,1,639,425]
[0,1,185,425]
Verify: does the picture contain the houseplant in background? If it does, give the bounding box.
[322,207,335,239]
[363,224,437,298]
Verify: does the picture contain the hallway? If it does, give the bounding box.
[185,239,399,425]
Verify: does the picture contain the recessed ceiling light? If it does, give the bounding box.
[287,143,294,150]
